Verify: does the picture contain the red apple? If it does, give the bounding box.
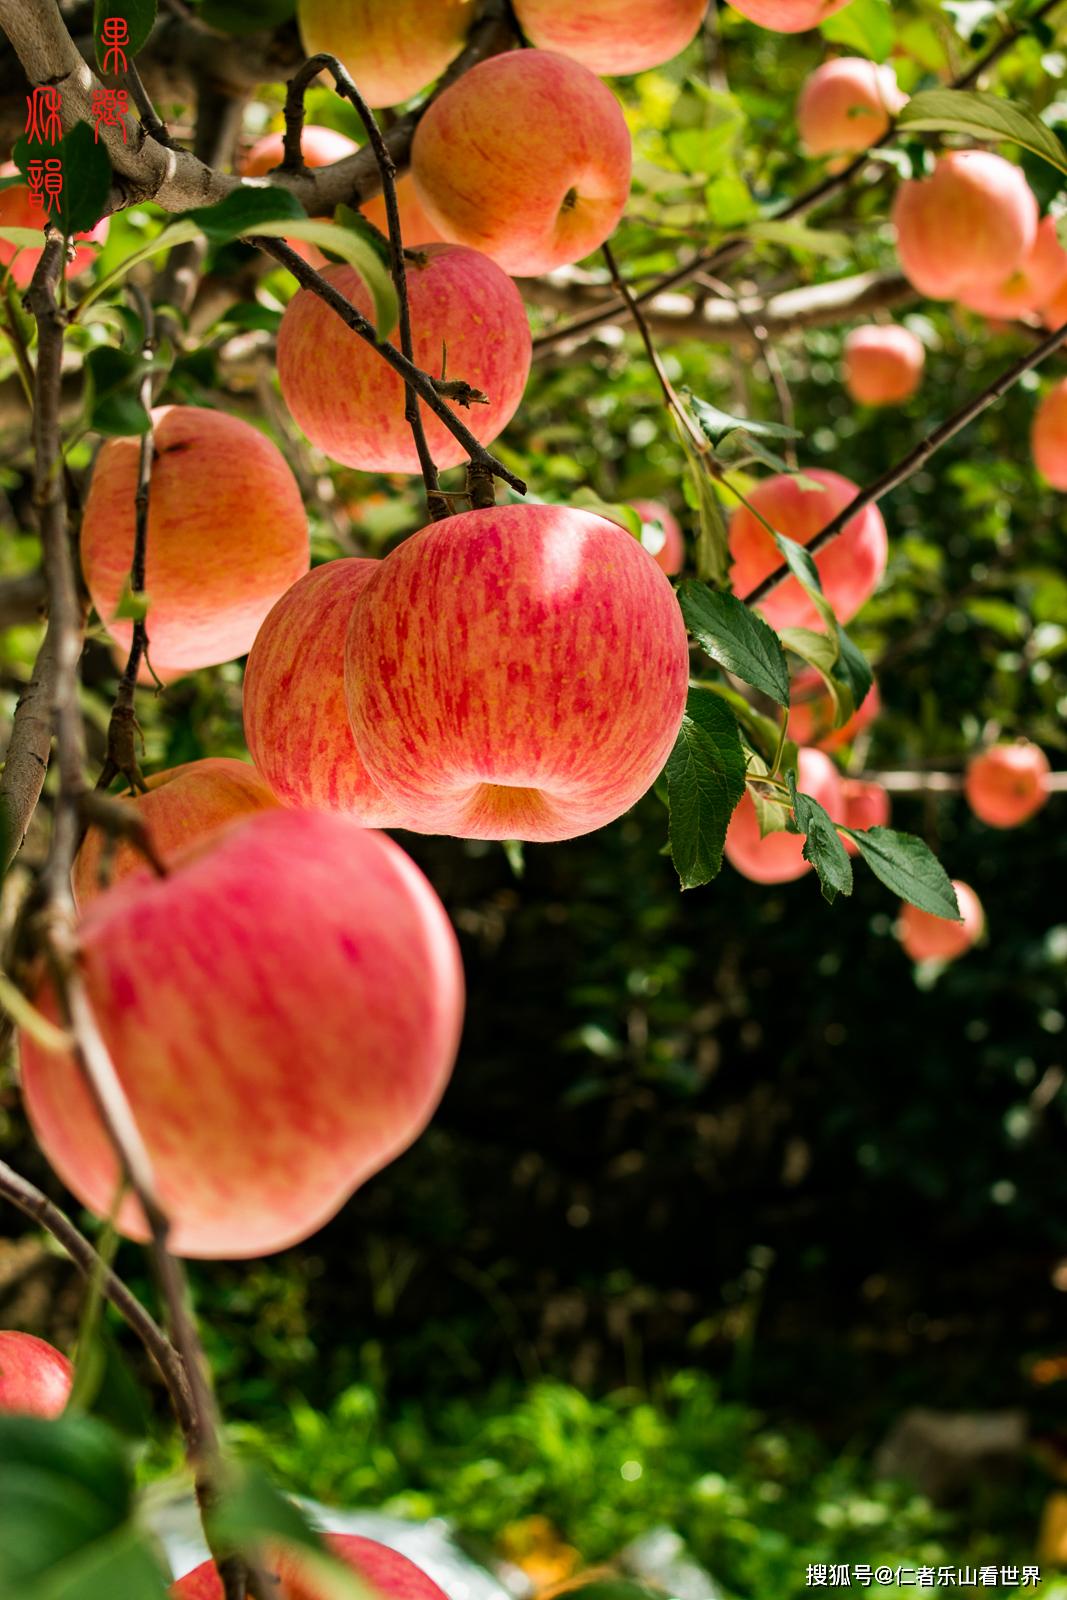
[295,0,476,109]
[957,215,1067,320]
[843,325,924,407]
[362,176,445,247]
[726,0,854,30]
[172,1532,452,1600]
[964,741,1051,829]
[728,469,888,631]
[21,811,464,1259]
[243,560,403,825]
[724,747,844,884]
[632,498,685,575]
[891,152,1038,301]
[510,0,709,74]
[241,125,356,178]
[73,758,278,906]
[788,667,881,750]
[1031,378,1067,490]
[81,406,309,673]
[411,51,632,277]
[0,162,108,289]
[898,880,983,963]
[0,1331,73,1418]
[797,58,906,158]
[344,504,690,842]
[839,777,890,855]
[277,246,531,473]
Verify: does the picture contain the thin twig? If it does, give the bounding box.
[0,1157,196,1435]
[701,273,797,466]
[251,235,526,496]
[125,59,175,148]
[743,318,1067,607]
[97,285,157,794]
[2,280,36,408]
[601,240,706,455]
[282,54,447,517]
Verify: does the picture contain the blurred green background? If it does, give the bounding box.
[3,1,1067,1594]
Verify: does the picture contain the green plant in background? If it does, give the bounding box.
[1,0,1067,1595]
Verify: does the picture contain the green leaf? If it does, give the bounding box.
[14,123,111,238]
[58,122,113,237]
[0,225,45,250]
[336,203,391,268]
[213,300,283,334]
[84,347,153,437]
[208,1466,367,1600]
[570,489,642,539]
[687,392,801,448]
[787,771,853,906]
[772,531,839,633]
[705,682,793,768]
[745,219,851,257]
[198,0,296,33]
[94,0,157,67]
[845,826,961,918]
[779,625,856,730]
[183,186,308,243]
[820,0,894,61]
[835,626,875,714]
[897,90,1067,177]
[678,431,730,585]
[112,580,150,621]
[252,218,400,338]
[0,1413,165,1595]
[666,690,747,889]
[77,220,203,315]
[33,1528,170,1599]
[678,580,790,707]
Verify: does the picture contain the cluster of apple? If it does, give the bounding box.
[727,646,1051,966]
[890,152,1067,490]
[712,471,1051,968]
[792,40,1067,484]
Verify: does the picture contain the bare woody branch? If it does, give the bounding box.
[528,269,916,354]
[0,570,46,629]
[860,770,1067,794]
[743,316,1067,607]
[0,0,517,219]
[0,1157,197,1439]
